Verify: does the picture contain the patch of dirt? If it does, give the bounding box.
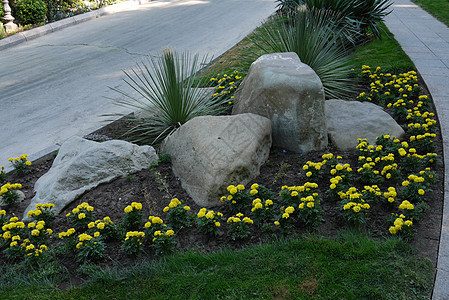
[0,74,444,289]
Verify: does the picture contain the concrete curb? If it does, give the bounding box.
[0,0,152,51]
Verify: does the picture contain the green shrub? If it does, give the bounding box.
[0,2,4,21]
[44,0,87,22]
[13,0,47,25]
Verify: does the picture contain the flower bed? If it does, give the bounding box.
[0,66,443,285]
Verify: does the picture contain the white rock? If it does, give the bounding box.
[325,99,405,151]
[162,113,272,207]
[232,52,327,153]
[23,136,158,220]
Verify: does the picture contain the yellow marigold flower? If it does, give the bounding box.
[132,202,143,210]
[124,206,133,214]
[76,242,83,249]
[250,189,258,195]
[94,232,100,237]
[152,217,163,224]
[418,189,425,195]
[145,222,151,228]
[265,199,273,206]
[243,217,253,224]
[306,172,312,177]
[163,206,170,212]
[352,206,361,213]
[389,226,397,234]
[307,202,315,208]
[47,228,53,235]
[215,222,221,227]
[282,213,289,219]
[72,208,80,214]
[78,213,86,219]
[206,211,214,219]
[86,205,94,212]
[10,241,18,247]
[229,187,238,195]
[274,221,280,226]
[250,183,259,190]
[88,222,95,229]
[285,206,295,214]
[236,184,245,190]
[299,203,305,209]
[184,206,190,211]
[405,220,413,226]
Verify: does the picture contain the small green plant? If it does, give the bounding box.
[26,203,56,226]
[83,133,112,142]
[250,198,275,226]
[297,195,324,227]
[58,228,77,250]
[399,174,428,203]
[196,208,222,236]
[152,229,176,256]
[0,166,6,182]
[163,198,193,230]
[388,214,414,240]
[158,153,171,164]
[94,217,120,240]
[0,183,23,207]
[122,231,145,256]
[8,154,32,174]
[66,202,95,231]
[227,213,253,240]
[340,188,370,226]
[220,184,251,214]
[76,233,106,264]
[144,216,166,236]
[122,202,144,231]
[274,205,297,231]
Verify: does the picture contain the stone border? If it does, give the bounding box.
[0,0,152,51]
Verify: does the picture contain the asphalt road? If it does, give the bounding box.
[0,0,276,168]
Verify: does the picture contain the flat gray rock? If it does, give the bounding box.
[23,136,158,220]
[162,113,272,207]
[232,52,327,154]
[325,99,405,151]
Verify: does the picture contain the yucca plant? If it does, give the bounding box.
[297,0,392,39]
[251,9,356,99]
[109,49,228,145]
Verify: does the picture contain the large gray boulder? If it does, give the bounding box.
[232,52,327,154]
[162,113,272,207]
[23,136,158,220]
[326,99,405,151]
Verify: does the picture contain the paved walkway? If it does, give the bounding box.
[0,0,276,170]
[384,1,449,299]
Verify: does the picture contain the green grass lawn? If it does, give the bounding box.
[0,232,434,299]
[412,0,449,27]
[352,23,416,73]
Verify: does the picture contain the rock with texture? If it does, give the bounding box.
[23,136,158,220]
[232,52,327,153]
[162,113,272,207]
[325,99,405,151]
